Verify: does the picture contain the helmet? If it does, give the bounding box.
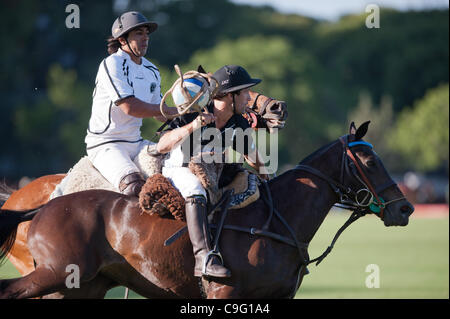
[213,65,261,95]
[111,11,158,39]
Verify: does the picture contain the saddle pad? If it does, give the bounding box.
[139,171,260,221]
[222,171,260,210]
[49,143,165,199]
[49,144,260,215]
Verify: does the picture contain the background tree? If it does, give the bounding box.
[0,0,448,181]
[389,84,449,173]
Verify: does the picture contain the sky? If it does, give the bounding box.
[230,0,449,20]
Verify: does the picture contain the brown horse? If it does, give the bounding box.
[0,91,287,277]
[0,122,413,299]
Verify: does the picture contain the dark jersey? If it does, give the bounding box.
[165,102,255,163]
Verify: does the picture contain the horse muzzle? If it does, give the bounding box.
[262,100,288,132]
[383,200,414,226]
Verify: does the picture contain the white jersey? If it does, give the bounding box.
[85,48,161,149]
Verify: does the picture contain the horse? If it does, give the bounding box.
[0,91,287,278]
[0,121,414,299]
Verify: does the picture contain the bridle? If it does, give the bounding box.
[295,135,405,220]
[163,134,406,297]
[245,93,275,128]
[208,135,406,267]
[250,93,275,117]
[287,135,406,269]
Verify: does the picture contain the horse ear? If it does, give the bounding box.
[349,121,357,135]
[355,121,370,140]
[197,65,207,73]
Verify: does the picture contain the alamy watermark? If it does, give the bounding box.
[65,4,80,29]
[182,127,279,174]
[366,4,380,29]
[365,264,380,288]
[65,264,80,288]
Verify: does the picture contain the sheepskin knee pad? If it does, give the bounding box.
[162,166,207,199]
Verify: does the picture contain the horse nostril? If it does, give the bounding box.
[270,103,280,112]
[401,203,414,216]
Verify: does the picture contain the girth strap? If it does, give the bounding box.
[209,224,303,248]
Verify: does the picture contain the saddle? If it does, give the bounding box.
[50,143,260,220]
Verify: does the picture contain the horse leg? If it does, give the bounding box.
[203,280,241,299]
[0,266,69,299]
[99,264,180,299]
[41,274,118,299]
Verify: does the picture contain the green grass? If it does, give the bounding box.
[0,213,448,299]
[296,212,449,299]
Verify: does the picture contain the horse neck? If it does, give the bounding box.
[270,141,343,244]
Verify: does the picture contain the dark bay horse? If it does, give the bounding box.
[0,91,287,278]
[0,122,413,298]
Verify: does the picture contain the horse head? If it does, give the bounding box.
[246,91,288,133]
[339,121,414,226]
[295,121,414,229]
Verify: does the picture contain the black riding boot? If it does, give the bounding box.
[185,195,231,278]
[119,172,145,197]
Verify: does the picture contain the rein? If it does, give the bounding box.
[164,135,405,286]
[292,135,405,266]
[237,135,405,268]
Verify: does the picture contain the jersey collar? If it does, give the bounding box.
[116,48,145,66]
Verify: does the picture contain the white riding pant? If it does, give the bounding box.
[87,140,150,189]
[162,145,207,199]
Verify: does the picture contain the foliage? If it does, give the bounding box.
[347,92,400,171]
[11,64,92,175]
[183,35,328,164]
[389,84,449,172]
[0,0,448,179]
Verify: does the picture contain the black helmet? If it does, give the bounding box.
[111,11,158,39]
[213,65,261,95]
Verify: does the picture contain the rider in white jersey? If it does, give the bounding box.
[85,11,177,196]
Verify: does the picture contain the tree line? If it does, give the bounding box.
[1,0,448,181]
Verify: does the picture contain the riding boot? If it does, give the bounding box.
[119,172,146,197]
[185,195,231,278]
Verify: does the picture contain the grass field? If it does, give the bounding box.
[296,212,449,299]
[0,211,448,299]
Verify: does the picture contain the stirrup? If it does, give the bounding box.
[202,249,224,275]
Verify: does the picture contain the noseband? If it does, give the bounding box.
[250,93,275,117]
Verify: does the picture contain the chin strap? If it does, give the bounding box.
[125,38,140,58]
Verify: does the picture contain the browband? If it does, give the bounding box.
[348,141,373,149]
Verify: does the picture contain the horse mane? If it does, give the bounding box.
[297,139,339,165]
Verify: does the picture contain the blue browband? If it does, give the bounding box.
[348,141,373,149]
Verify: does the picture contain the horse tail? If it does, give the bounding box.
[0,182,15,207]
[0,207,40,265]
